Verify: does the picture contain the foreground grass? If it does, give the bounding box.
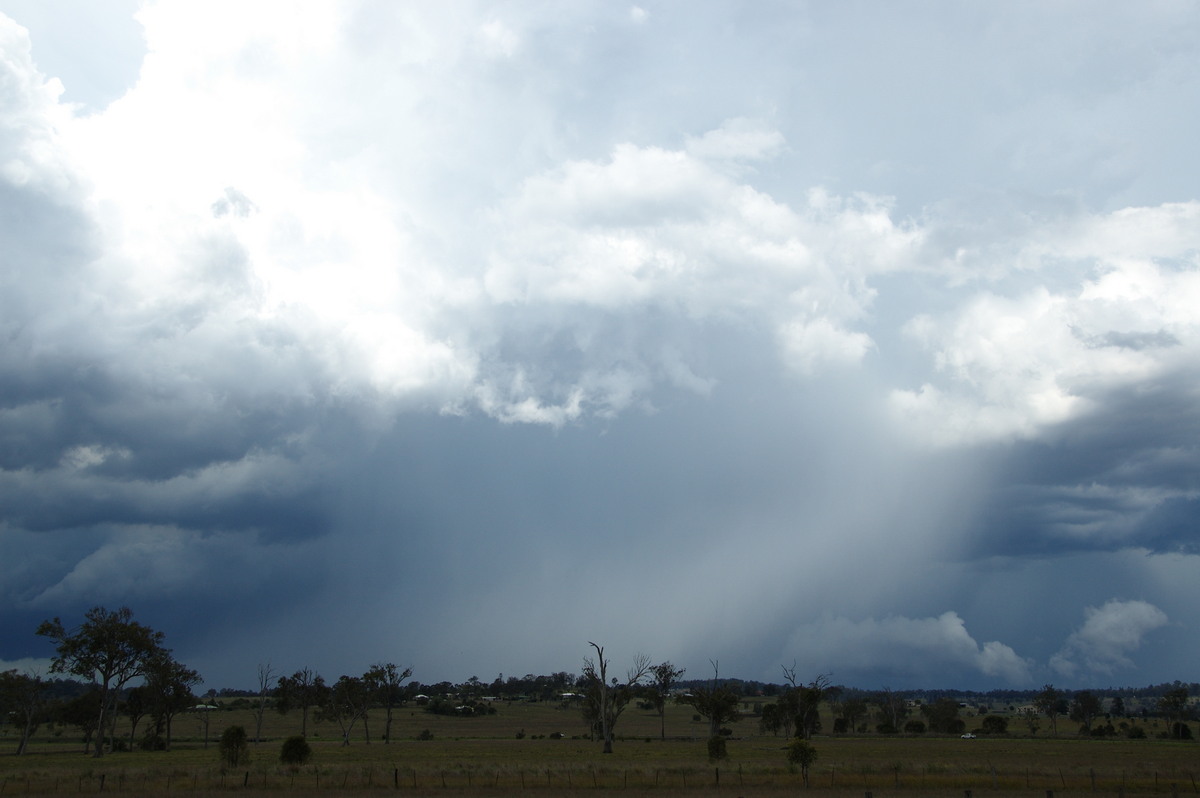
[1,701,1196,796]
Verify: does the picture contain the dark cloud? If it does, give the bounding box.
[3,4,1199,691]
[970,372,1200,558]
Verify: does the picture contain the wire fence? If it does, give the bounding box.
[2,764,1199,796]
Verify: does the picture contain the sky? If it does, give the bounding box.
[1,1,1198,693]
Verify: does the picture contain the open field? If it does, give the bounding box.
[1,700,1196,796]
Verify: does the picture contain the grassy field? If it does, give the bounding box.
[1,699,1196,796]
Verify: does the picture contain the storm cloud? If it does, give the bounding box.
[2,2,1198,690]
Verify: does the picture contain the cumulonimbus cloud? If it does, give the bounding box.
[782,611,1032,685]
[1050,598,1168,678]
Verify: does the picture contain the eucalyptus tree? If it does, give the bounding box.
[581,642,651,753]
[143,651,202,750]
[319,675,371,746]
[780,666,830,740]
[648,661,685,740]
[276,667,327,737]
[253,663,276,744]
[37,606,166,757]
[0,670,47,755]
[1034,684,1064,736]
[680,661,741,740]
[364,662,413,744]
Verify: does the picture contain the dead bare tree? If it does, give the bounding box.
[581,642,651,753]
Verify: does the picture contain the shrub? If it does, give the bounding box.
[219,725,249,768]
[787,738,818,787]
[279,735,312,766]
[832,718,848,734]
[706,735,728,762]
[980,715,1009,735]
[1171,722,1193,740]
[139,733,166,751]
[904,720,926,734]
[416,729,434,741]
[876,722,898,734]
[1127,725,1147,739]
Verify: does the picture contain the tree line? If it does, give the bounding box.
[3,607,1196,759]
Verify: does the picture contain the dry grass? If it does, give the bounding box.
[1,700,1195,796]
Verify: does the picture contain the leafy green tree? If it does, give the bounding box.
[279,735,312,767]
[218,725,249,767]
[872,687,908,733]
[707,734,728,762]
[1034,685,1064,736]
[787,738,818,786]
[142,651,201,750]
[759,702,784,736]
[121,686,149,751]
[839,695,869,733]
[0,670,47,755]
[37,606,166,757]
[58,689,103,752]
[780,667,829,740]
[318,675,371,745]
[921,698,965,735]
[1069,691,1103,733]
[363,662,412,744]
[980,715,1008,735]
[580,643,651,753]
[682,685,741,738]
[1158,687,1189,738]
[276,668,327,737]
[647,661,685,740]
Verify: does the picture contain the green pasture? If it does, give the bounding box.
[2,699,1197,796]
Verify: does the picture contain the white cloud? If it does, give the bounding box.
[1050,599,1168,677]
[685,117,786,163]
[891,203,1200,446]
[782,611,1032,685]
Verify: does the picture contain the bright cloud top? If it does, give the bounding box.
[2,2,1200,688]
[1050,600,1169,678]
[784,612,1033,686]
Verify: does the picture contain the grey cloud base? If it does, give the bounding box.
[2,3,1198,689]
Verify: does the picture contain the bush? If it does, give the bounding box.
[279,735,312,766]
[876,722,898,734]
[787,738,818,786]
[980,715,1009,735]
[219,725,249,768]
[787,738,818,767]
[139,733,166,751]
[1127,725,1147,739]
[707,735,728,762]
[904,720,926,734]
[416,729,434,741]
[1171,722,1193,740]
[833,718,848,734]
